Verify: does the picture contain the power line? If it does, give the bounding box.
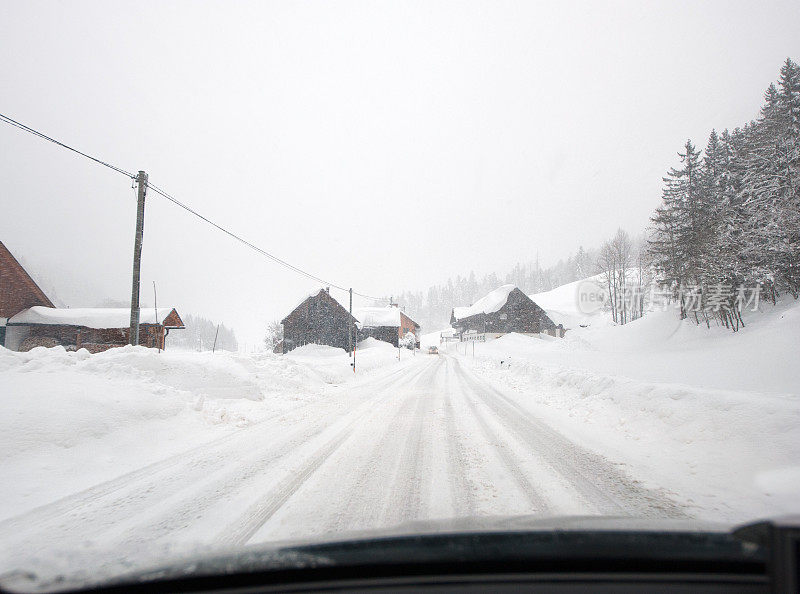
[149,180,383,300]
[0,113,136,178]
[148,181,382,298]
[0,112,384,301]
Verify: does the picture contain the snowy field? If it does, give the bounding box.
[0,297,798,586]
[0,338,410,520]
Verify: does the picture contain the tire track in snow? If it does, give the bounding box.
[2,413,342,553]
[452,362,549,513]
[0,359,434,552]
[112,419,343,547]
[386,359,444,523]
[389,362,439,524]
[0,427,252,539]
[452,357,686,518]
[0,360,418,536]
[218,425,357,546]
[0,405,305,535]
[441,358,479,517]
[319,358,440,531]
[113,362,438,546]
[214,358,439,544]
[318,390,420,534]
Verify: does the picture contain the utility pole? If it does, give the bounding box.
[348,288,353,357]
[129,170,148,345]
[153,281,159,353]
[349,288,357,373]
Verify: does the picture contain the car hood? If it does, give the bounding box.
[0,515,749,593]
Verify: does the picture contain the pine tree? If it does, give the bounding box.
[648,58,800,328]
[649,140,708,312]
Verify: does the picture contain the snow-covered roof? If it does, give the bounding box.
[282,288,358,324]
[452,284,518,321]
[8,306,183,329]
[353,306,402,328]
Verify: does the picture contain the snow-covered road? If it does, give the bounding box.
[0,353,685,575]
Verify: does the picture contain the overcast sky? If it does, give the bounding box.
[1,0,798,346]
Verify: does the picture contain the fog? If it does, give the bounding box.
[2,0,798,346]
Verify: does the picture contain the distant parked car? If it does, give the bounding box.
[428,346,438,354]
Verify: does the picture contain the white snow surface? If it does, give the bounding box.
[420,328,452,348]
[8,306,182,329]
[353,306,402,328]
[529,274,611,329]
[450,296,800,521]
[1,289,798,588]
[0,338,403,521]
[452,284,517,321]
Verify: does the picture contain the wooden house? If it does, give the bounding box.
[2,238,185,352]
[280,288,358,353]
[355,305,421,348]
[450,284,560,338]
[6,306,185,353]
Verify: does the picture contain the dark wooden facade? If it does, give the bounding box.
[450,287,557,335]
[7,308,185,353]
[20,323,169,353]
[281,289,357,353]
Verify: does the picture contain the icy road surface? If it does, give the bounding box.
[0,355,685,573]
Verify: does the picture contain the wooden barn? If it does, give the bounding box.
[280,288,358,353]
[1,239,185,352]
[450,284,561,338]
[355,305,421,348]
[6,306,185,353]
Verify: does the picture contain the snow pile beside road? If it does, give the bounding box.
[286,338,405,383]
[0,341,405,519]
[484,299,800,395]
[464,299,800,522]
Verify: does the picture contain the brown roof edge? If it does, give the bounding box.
[0,240,55,311]
[282,288,358,325]
[163,308,185,329]
[400,310,421,328]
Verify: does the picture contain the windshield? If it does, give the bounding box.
[1,1,799,590]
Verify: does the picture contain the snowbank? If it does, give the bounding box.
[285,338,403,382]
[0,340,405,520]
[459,299,800,522]
[507,298,800,394]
